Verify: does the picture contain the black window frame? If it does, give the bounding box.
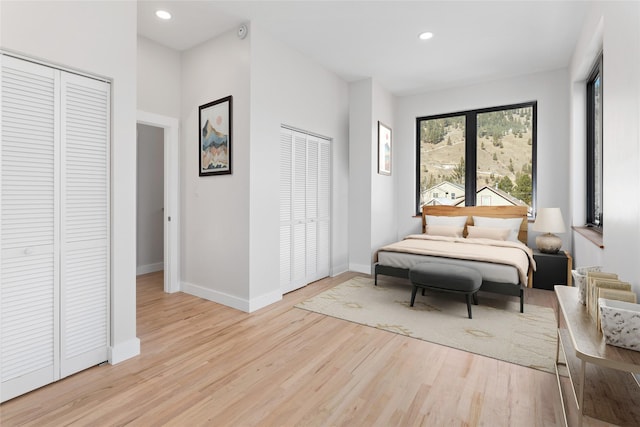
[415,101,537,216]
[586,54,603,228]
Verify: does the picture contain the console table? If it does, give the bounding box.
[554,286,640,426]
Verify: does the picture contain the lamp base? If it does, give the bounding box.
[536,233,562,254]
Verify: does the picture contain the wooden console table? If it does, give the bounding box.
[554,285,640,426]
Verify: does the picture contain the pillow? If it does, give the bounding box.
[424,215,468,228]
[466,225,510,241]
[425,225,464,238]
[472,216,523,242]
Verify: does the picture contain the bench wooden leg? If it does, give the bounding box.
[465,294,473,319]
[473,292,478,306]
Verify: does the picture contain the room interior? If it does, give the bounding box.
[1,0,640,423]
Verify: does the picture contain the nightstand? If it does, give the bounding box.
[532,250,572,290]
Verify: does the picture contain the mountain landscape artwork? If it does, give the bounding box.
[199,96,233,176]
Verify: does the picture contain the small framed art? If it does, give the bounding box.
[378,121,392,175]
[199,95,232,176]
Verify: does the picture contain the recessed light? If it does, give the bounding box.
[419,32,434,40]
[156,10,172,20]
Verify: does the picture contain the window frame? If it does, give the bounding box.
[415,101,537,216]
[586,54,603,229]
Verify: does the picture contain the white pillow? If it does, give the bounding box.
[424,215,468,228]
[472,216,523,242]
[425,225,464,238]
[466,225,510,241]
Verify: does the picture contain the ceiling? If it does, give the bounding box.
[137,0,591,96]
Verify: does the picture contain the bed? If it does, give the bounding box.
[374,205,535,312]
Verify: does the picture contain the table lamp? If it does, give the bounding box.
[532,207,566,254]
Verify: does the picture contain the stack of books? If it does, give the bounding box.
[586,271,637,331]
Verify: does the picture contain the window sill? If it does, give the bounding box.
[572,226,604,249]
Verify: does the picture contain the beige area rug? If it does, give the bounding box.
[295,276,558,374]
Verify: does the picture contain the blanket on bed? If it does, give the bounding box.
[376,234,536,284]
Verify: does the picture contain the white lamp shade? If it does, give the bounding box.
[532,207,566,233]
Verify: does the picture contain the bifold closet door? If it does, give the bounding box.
[0,56,109,402]
[59,72,109,378]
[1,56,60,402]
[279,127,330,294]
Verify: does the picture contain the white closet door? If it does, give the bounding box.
[317,141,330,278]
[305,138,319,281]
[279,129,292,288]
[290,132,307,290]
[59,72,109,377]
[279,127,331,293]
[0,56,60,402]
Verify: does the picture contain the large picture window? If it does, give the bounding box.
[586,55,603,228]
[416,102,536,216]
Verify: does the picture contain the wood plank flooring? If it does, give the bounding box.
[1,272,567,426]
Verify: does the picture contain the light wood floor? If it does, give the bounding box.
[1,271,567,426]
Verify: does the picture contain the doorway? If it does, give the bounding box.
[136,124,164,279]
[136,111,180,293]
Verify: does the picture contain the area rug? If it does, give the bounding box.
[295,276,557,374]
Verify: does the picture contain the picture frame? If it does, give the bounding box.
[199,95,232,176]
[378,121,392,175]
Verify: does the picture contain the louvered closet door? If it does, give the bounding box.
[316,140,330,279]
[290,132,307,291]
[0,56,60,402]
[279,129,293,288]
[59,72,109,377]
[305,138,319,281]
[279,127,331,293]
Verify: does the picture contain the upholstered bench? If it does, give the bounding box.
[408,262,483,319]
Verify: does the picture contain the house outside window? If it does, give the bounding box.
[416,102,536,215]
[586,54,603,228]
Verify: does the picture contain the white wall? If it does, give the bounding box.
[1,0,139,362]
[137,36,181,119]
[136,124,164,275]
[348,78,397,274]
[395,69,571,251]
[348,79,373,273]
[371,80,397,253]
[569,1,640,295]
[249,25,350,308]
[179,29,251,308]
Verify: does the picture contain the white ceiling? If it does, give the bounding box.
[137,0,591,96]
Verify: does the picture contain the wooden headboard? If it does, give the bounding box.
[422,205,529,244]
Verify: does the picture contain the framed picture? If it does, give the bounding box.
[199,95,232,176]
[378,121,392,175]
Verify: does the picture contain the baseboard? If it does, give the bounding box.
[331,263,349,277]
[109,337,140,364]
[136,262,163,276]
[349,263,372,275]
[182,281,284,313]
[248,290,282,312]
[182,281,250,312]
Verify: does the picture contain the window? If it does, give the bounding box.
[586,55,603,228]
[416,102,536,215]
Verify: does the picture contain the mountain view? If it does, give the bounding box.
[419,106,533,209]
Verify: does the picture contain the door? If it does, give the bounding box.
[1,55,60,402]
[59,71,110,377]
[279,127,331,294]
[0,55,109,402]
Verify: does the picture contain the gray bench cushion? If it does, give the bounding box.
[409,262,482,293]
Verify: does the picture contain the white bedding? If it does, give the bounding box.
[376,234,535,286]
[377,251,520,285]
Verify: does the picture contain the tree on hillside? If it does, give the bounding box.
[498,176,514,194]
[450,157,465,184]
[421,119,445,144]
[513,173,532,205]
